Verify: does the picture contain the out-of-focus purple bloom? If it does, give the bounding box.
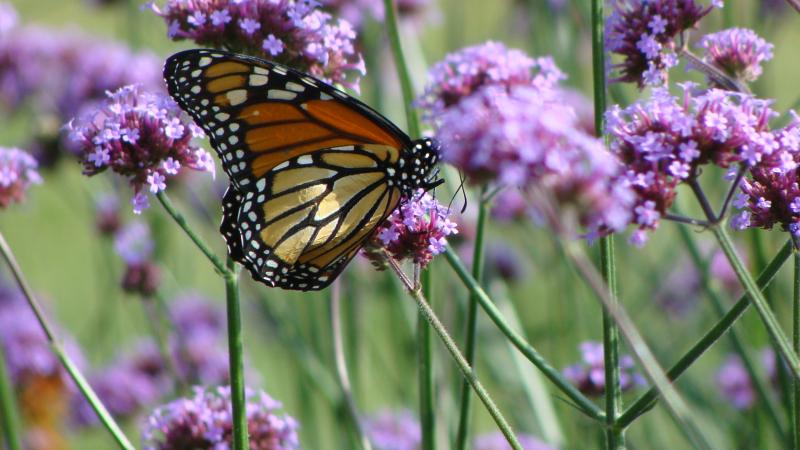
[113,221,161,296]
[141,386,300,450]
[438,84,633,238]
[416,41,563,118]
[149,0,365,92]
[607,83,778,244]
[473,431,555,450]
[563,341,645,396]
[0,2,17,36]
[709,248,742,295]
[364,189,457,268]
[490,188,528,223]
[730,113,800,236]
[94,193,121,236]
[485,243,524,283]
[169,292,225,339]
[363,409,421,450]
[66,85,213,214]
[716,354,755,409]
[606,0,718,87]
[0,147,41,208]
[698,28,773,85]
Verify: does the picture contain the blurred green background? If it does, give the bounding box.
[1,0,800,449]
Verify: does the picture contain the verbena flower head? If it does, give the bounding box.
[490,188,528,222]
[416,41,563,118]
[485,242,524,283]
[142,386,300,450]
[363,409,421,450]
[149,0,365,91]
[66,84,213,214]
[698,28,773,85]
[169,292,225,339]
[716,354,755,409]
[364,189,457,268]
[473,432,555,450]
[323,0,432,29]
[114,221,161,296]
[94,193,121,236]
[0,2,17,36]
[0,147,41,207]
[438,85,633,238]
[607,83,778,245]
[563,341,645,396]
[730,114,800,236]
[606,0,720,86]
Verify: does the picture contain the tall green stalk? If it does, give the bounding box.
[419,268,436,450]
[590,0,624,446]
[382,0,421,138]
[225,258,249,450]
[386,257,523,450]
[0,233,135,450]
[0,344,22,450]
[455,194,488,450]
[794,245,800,449]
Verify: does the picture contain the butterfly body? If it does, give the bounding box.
[164,49,441,290]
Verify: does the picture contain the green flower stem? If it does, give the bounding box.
[0,232,135,450]
[675,221,787,440]
[225,258,249,450]
[382,0,421,138]
[331,280,373,450]
[794,245,800,450]
[0,343,22,450]
[156,191,229,276]
[386,256,523,450]
[443,249,604,420]
[142,296,186,393]
[711,225,800,379]
[419,267,436,450]
[618,239,793,427]
[455,193,488,450]
[590,0,624,443]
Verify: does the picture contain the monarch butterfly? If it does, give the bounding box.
[164,49,442,291]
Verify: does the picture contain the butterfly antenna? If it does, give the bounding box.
[447,172,468,213]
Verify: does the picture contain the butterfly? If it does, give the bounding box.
[164,49,442,291]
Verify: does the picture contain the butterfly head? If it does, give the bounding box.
[397,137,443,197]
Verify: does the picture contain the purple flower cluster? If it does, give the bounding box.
[66,85,214,214]
[364,189,457,267]
[149,0,365,91]
[728,114,800,235]
[438,85,633,238]
[606,0,720,86]
[416,41,563,118]
[563,341,645,396]
[114,221,161,296]
[473,432,555,450]
[141,386,299,450]
[0,147,41,208]
[363,409,421,450]
[698,28,774,85]
[715,354,755,409]
[94,193,121,236]
[607,83,778,245]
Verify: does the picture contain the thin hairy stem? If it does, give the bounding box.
[419,266,436,450]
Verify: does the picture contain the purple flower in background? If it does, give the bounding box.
[716,354,755,409]
[114,221,161,296]
[606,0,718,86]
[169,292,225,339]
[141,386,300,450]
[66,85,213,214]
[730,114,800,236]
[0,147,41,208]
[473,431,555,450]
[437,84,633,238]
[323,0,433,30]
[563,341,645,396]
[0,2,17,36]
[364,189,458,268]
[484,242,524,283]
[698,28,773,85]
[607,83,778,245]
[94,193,121,236]
[490,188,528,223]
[363,409,421,450]
[416,41,563,118]
[149,0,365,91]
